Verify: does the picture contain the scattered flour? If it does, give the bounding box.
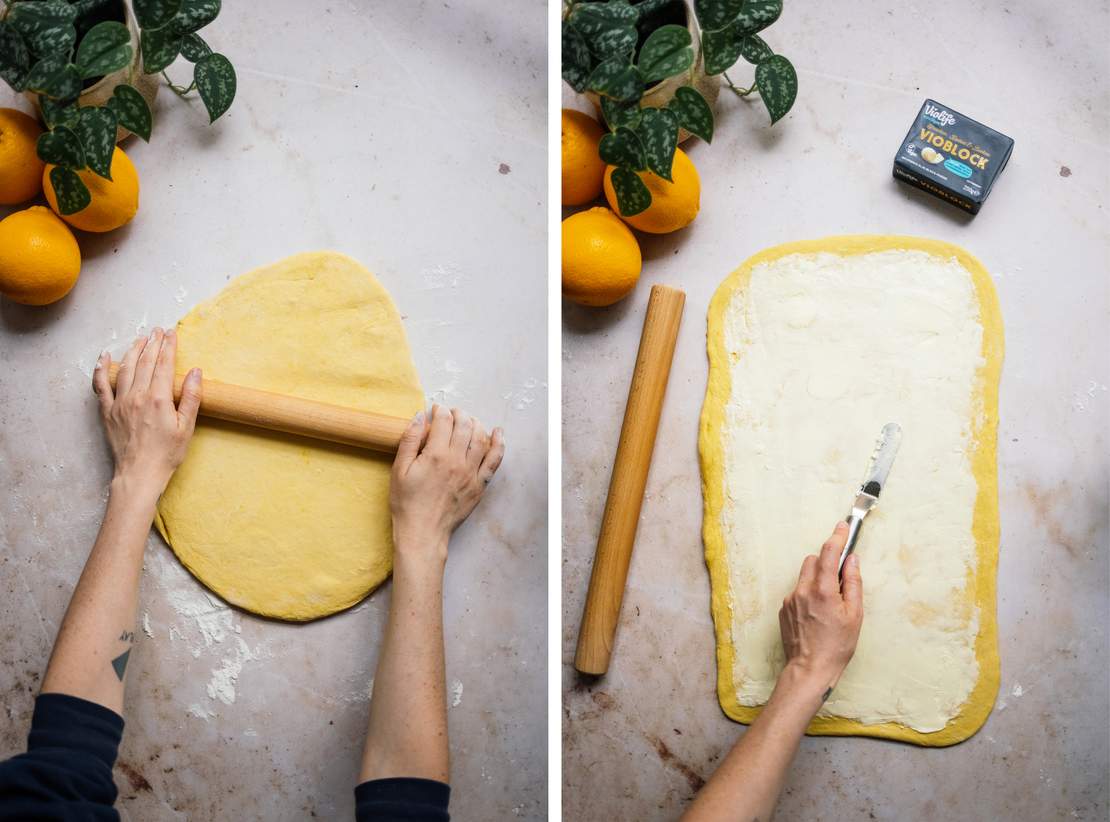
[422,264,463,290]
[1011,683,1025,698]
[206,637,261,705]
[173,285,188,304]
[429,359,464,404]
[187,703,216,720]
[450,679,464,708]
[502,377,546,411]
[149,551,265,712]
[141,611,153,638]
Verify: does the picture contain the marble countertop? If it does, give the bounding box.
[1,2,547,819]
[562,1,1108,820]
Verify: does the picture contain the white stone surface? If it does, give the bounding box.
[562,1,1108,820]
[0,2,547,819]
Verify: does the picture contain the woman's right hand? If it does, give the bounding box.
[389,404,505,564]
[778,522,864,693]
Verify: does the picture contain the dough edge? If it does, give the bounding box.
[698,235,1003,746]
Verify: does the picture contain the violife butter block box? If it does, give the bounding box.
[893,99,1014,214]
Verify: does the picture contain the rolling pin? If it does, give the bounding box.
[106,361,410,454]
[575,285,685,676]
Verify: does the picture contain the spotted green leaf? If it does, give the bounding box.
[22,54,65,92]
[601,96,642,130]
[561,23,591,93]
[569,1,638,60]
[586,57,642,103]
[599,127,645,170]
[609,166,652,217]
[693,0,744,33]
[0,22,31,90]
[107,84,153,141]
[132,0,182,30]
[140,25,181,73]
[170,0,221,35]
[7,1,77,56]
[49,166,91,214]
[37,125,84,168]
[179,32,211,62]
[40,96,79,129]
[633,107,679,181]
[73,106,118,179]
[26,59,81,102]
[194,52,235,122]
[737,33,773,64]
[755,54,797,124]
[637,24,693,85]
[701,22,743,75]
[735,0,783,34]
[667,86,713,143]
[75,22,131,79]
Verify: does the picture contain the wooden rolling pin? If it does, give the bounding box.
[575,285,685,676]
[106,361,410,453]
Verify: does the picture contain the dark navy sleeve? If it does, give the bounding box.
[355,777,450,821]
[0,692,123,821]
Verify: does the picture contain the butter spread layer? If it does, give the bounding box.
[720,249,983,733]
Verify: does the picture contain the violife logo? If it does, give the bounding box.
[924,103,957,127]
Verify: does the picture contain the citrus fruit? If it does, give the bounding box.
[44,146,139,232]
[562,109,607,206]
[0,108,45,205]
[562,207,642,307]
[604,146,700,233]
[0,206,81,305]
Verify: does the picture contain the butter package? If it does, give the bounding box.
[893,99,1013,214]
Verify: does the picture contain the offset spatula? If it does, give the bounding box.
[838,422,902,575]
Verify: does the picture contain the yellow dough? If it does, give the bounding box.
[155,252,424,621]
[699,236,1003,746]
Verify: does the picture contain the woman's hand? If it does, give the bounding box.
[779,522,864,693]
[92,328,202,496]
[390,404,505,564]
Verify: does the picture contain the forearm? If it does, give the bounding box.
[359,538,450,784]
[682,664,828,822]
[41,474,160,714]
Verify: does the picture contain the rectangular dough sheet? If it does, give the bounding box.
[698,236,1003,746]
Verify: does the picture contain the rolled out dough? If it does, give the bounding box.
[699,236,1003,746]
[155,252,424,621]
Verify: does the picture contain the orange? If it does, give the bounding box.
[604,146,700,233]
[562,109,606,206]
[0,108,45,205]
[44,146,139,232]
[0,206,81,305]
[562,207,641,306]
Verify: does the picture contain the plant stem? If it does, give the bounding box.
[161,70,196,97]
[725,72,759,98]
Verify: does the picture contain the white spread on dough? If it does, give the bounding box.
[720,249,983,733]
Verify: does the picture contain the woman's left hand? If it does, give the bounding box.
[92,328,202,495]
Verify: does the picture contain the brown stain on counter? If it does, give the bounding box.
[646,734,705,792]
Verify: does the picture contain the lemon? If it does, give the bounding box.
[44,146,139,233]
[562,207,642,306]
[604,147,700,233]
[0,108,45,205]
[562,109,607,206]
[0,206,81,305]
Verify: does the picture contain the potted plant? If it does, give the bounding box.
[562,0,798,217]
[0,0,236,215]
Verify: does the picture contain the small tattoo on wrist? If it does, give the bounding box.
[111,649,131,681]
